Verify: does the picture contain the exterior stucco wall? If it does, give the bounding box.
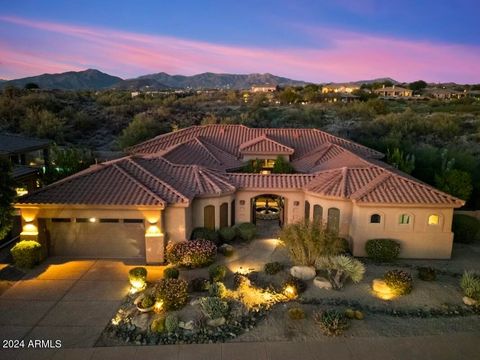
[164,206,190,243]
[350,205,454,259]
[191,195,235,230]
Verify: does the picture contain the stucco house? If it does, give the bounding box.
[15,125,464,263]
[374,85,413,97]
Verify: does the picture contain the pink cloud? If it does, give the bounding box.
[0,15,479,83]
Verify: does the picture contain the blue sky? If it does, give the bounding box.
[1,0,479,82]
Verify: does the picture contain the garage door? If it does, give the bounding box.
[46,219,145,259]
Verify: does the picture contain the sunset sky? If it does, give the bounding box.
[1,0,479,82]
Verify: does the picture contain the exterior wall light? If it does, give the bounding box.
[89,217,96,223]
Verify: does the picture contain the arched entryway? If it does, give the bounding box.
[251,194,284,238]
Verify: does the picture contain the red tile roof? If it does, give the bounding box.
[239,134,294,155]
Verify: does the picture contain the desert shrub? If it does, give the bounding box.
[163,267,179,279]
[344,309,355,319]
[452,214,480,244]
[264,261,284,275]
[316,255,365,290]
[283,275,307,294]
[314,309,350,336]
[209,264,228,282]
[155,278,188,310]
[460,271,480,301]
[166,239,217,268]
[384,269,413,295]
[218,227,236,243]
[365,239,400,262]
[339,238,351,254]
[10,240,42,268]
[189,277,209,292]
[288,307,306,320]
[235,222,257,241]
[279,220,345,266]
[141,294,155,309]
[191,227,220,244]
[209,281,227,298]
[418,267,437,281]
[198,297,229,319]
[165,313,179,333]
[150,316,166,333]
[128,267,147,287]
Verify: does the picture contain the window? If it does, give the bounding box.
[370,214,381,224]
[304,201,310,220]
[399,214,410,225]
[204,205,215,230]
[75,218,89,223]
[52,218,71,223]
[428,214,439,225]
[220,203,228,228]
[327,208,340,234]
[123,219,144,224]
[313,205,323,223]
[100,219,120,223]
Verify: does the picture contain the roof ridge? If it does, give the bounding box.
[350,171,392,200]
[196,168,222,194]
[340,167,348,198]
[194,137,222,164]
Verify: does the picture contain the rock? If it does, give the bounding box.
[219,244,234,256]
[290,266,316,281]
[179,320,195,330]
[463,296,478,306]
[207,317,226,327]
[313,276,332,290]
[131,313,150,331]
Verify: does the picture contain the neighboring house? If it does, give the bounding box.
[250,84,277,93]
[323,92,359,103]
[15,125,463,263]
[425,88,466,100]
[374,85,413,97]
[321,83,360,94]
[0,133,51,195]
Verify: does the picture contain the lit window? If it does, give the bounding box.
[16,187,28,196]
[370,214,381,224]
[399,214,410,225]
[428,215,439,225]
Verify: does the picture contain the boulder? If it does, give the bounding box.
[313,276,332,290]
[179,320,195,330]
[290,266,316,281]
[463,296,478,306]
[219,244,234,256]
[131,313,150,331]
[207,317,226,327]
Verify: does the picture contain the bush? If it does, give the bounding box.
[155,278,188,310]
[279,220,346,266]
[384,269,413,295]
[166,240,217,268]
[365,239,400,262]
[314,309,350,336]
[163,267,179,279]
[283,276,307,294]
[264,262,284,275]
[198,297,229,319]
[460,271,480,301]
[165,313,179,333]
[316,255,365,290]
[418,267,436,281]
[150,316,166,333]
[191,227,220,244]
[10,240,42,268]
[128,267,147,285]
[452,214,480,244]
[235,223,257,241]
[288,307,306,320]
[209,264,228,282]
[209,281,227,298]
[189,277,209,292]
[218,227,236,243]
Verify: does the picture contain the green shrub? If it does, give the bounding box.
[198,297,229,319]
[166,240,217,268]
[235,223,257,241]
[418,267,437,281]
[128,267,147,285]
[141,294,155,309]
[150,316,166,333]
[314,309,350,336]
[339,238,351,254]
[365,239,400,262]
[288,307,306,320]
[189,277,209,292]
[453,214,480,244]
[165,313,179,333]
[10,240,42,268]
[191,227,220,244]
[384,269,413,295]
[155,278,188,310]
[163,267,179,279]
[209,281,227,298]
[283,276,307,294]
[264,262,284,275]
[209,264,228,282]
[218,227,236,243]
[316,255,365,290]
[460,271,480,301]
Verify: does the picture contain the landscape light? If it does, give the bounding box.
[154,300,164,313]
[283,285,297,299]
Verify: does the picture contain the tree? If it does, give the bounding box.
[278,87,299,104]
[118,109,171,149]
[408,80,427,93]
[24,82,39,90]
[435,169,473,201]
[386,148,415,174]
[272,156,294,174]
[0,158,16,241]
[44,145,95,184]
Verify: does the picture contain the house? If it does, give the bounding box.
[0,133,51,195]
[374,85,413,97]
[321,83,360,94]
[323,92,359,103]
[425,88,466,100]
[250,84,277,93]
[15,125,463,263]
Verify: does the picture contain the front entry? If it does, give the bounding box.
[251,194,284,238]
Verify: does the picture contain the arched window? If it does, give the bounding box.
[399,214,410,225]
[327,208,340,234]
[204,205,215,230]
[304,201,310,221]
[220,203,228,228]
[370,214,381,224]
[428,214,439,225]
[313,205,323,223]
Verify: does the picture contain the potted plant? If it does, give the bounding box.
[134,293,156,313]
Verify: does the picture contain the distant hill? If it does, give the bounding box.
[132,72,308,89]
[351,77,399,85]
[111,78,171,91]
[1,69,123,90]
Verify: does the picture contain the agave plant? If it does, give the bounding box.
[316,255,365,290]
[461,270,480,301]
